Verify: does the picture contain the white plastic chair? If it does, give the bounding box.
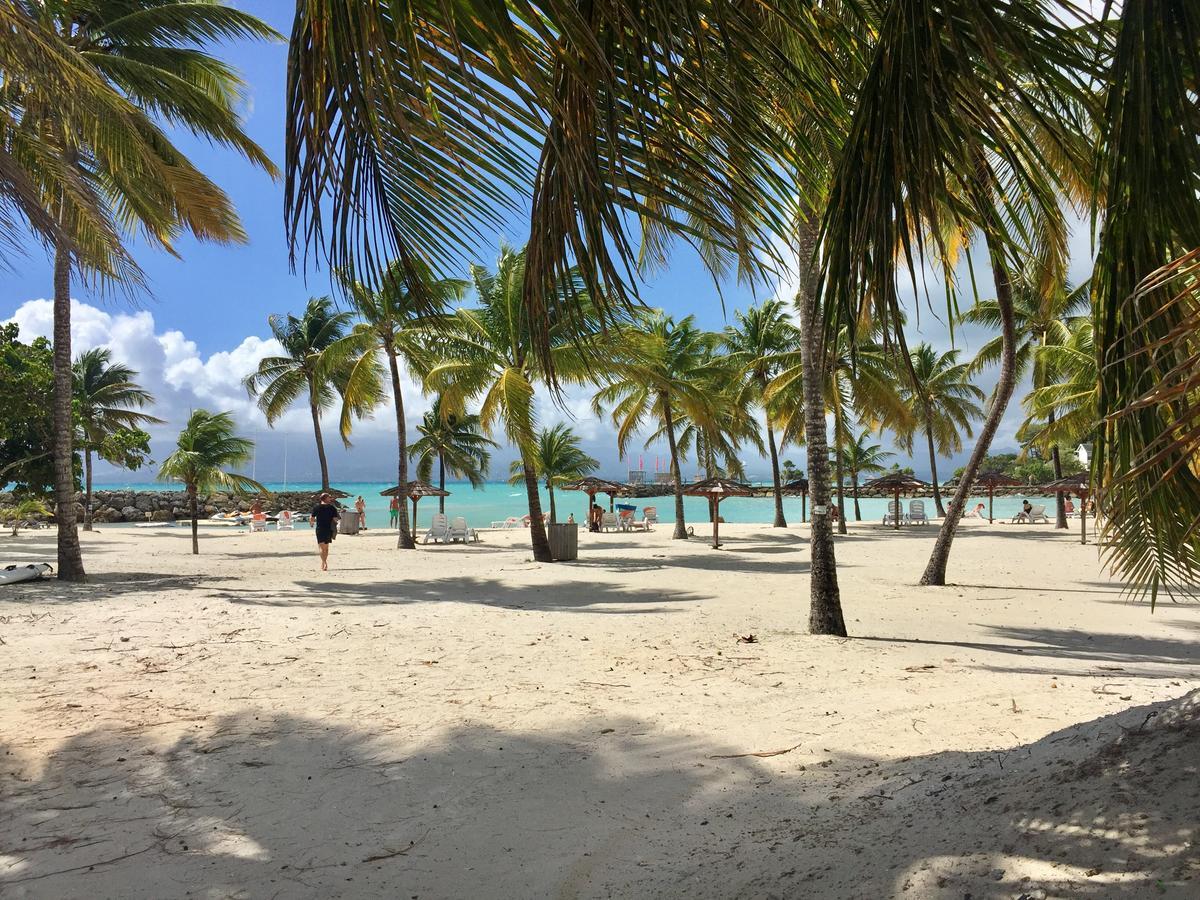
[249,513,268,533]
[883,501,906,526]
[617,510,635,531]
[449,516,479,543]
[423,513,450,543]
[600,512,619,532]
[276,510,295,531]
[1028,504,1049,524]
[908,499,929,525]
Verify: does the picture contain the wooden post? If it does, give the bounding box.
[894,487,901,530]
[712,496,720,549]
[411,496,419,541]
[988,485,995,524]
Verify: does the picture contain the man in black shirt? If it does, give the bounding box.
[311,493,340,571]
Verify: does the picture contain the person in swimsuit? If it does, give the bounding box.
[388,495,399,528]
[311,493,340,571]
[355,495,368,530]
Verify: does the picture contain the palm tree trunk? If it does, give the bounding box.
[548,481,557,524]
[189,486,199,555]
[384,343,414,549]
[765,411,787,527]
[83,447,93,532]
[438,452,446,513]
[925,426,944,516]
[523,459,552,561]
[52,241,84,580]
[832,400,847,535]
[795,214,845,637]
[308,378,331,492]
[662,396,688,540]
[1049,410,1066,529]
[921,230,1018,585]
[851,466,862,520]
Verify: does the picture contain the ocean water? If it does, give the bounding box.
[96,481,1062,531]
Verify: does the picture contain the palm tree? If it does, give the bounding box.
[836,431,893,521]
[410,398,496,512]
[895,344,984,517]
[73,348,162,531]
[2,498,52,538]
[724,300,801,527]
[335,264,466,549]
[963,270,1089,526]
[508,424,599,524]
[158,410,264,555]
[10,0,277,580]
[593,313,724,540]
[427,246,597,562]
[1018,318,1097,456]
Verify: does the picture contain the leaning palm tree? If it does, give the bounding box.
[427,245,599,561]
[73,348,162,531]
[836,431,893,521]
[724,300,801,527]
[963,269,1089,526]
[593,313,724,540]
[158,410,265,555]
[9,0,278,580]
[409,398,496,512]
[334,263,466,549]
[895,344,985,517]
[244,297,358,493]
[508,424,598,524]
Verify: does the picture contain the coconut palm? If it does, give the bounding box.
[2,498,52,538]
[73,348,162,532]
[410,398,496,513]
[593,313,724,540]
[724,300,801,527]
[895,344,984,517]
[427,245,599,561]
[963,269,1089,526]
[333,264,466,549]
[835,431,893,521]
[8,0,277,580]
[508,424,598,524]
[244,297,356,493]
[158,410,264,555]
[1018,318,1097,455]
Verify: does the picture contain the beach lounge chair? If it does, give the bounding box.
[883,501,906,526]
[449,516,479,543]
[424,513,450,543]
[617,509,635,531]
[601,512,619,532]
[908,499,929,525]
[642,506,658,528]
[1011,504,1050,524]
[276,510,295,531]
[490,516,520,529]
[249,512,268,533]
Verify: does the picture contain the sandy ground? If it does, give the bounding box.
[0,518,1197,899]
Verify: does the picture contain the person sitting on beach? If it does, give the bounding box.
[1015,499,1033,522]
[964,502,985,518]
[311,493,340,571]
[388,495,399,529]
[1064,497,1076,516]
[355,495,367,530]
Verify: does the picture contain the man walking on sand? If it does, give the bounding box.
[311,493,340,571]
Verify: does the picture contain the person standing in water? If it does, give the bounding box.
[311,493,340,571]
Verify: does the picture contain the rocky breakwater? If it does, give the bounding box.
[0,490,338,524]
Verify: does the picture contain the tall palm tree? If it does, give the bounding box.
[508,424,598,524]
[896,344,985,516]
[724,300,801,527]
[335,264,466,549]
[410,398,496,512]
[10,0,278,580]
[1018,318,1097,456]
[593,313,724,540]
[963,270,1089,526]
[158,410,264,555]
[427,245,598,562]
[244,297,355,493]
[73,348,162,531]
[836,431,893,521]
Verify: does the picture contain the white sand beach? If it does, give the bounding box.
[1,522,1197,899]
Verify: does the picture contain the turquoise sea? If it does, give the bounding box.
[96,481,1062,530]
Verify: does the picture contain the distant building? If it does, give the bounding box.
[653,471,674,484]
[627,469,647,484]
[1076,444,1091,467]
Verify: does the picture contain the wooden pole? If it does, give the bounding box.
[1080,492,1088,545]
[712,496,720,549]
[411,496,419,541]
[894,487,900,530]
[989,485,995,524]
[802,488,807,523]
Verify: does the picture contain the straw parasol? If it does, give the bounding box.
[783,477,809,523]
[861,472,930,530]
[1041,473,1093,544]
[971,470,1023,524]
[380,480,451,539]
[562,476,624,516]
[682,478,754,548]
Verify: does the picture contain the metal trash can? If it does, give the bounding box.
[547,522,578,561]
[338,510,360,535]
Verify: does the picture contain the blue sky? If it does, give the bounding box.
[1,1,1094,485]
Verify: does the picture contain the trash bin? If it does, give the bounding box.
[547,522,578,561]
[338,510,360,535]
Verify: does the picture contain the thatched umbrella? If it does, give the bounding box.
[1041,473,1093,544]
[380,480,451,540]
[783,477,809,523]
[861,472,930,530]
[683,478,754,548]
[972,470,1023,524]
[562,476,624,519]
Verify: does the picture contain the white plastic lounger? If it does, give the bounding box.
[424,513,450,544]
[883,501,907,526]
[908,499,929,525]
[600,512,619,532]
[276,511,295,531]
[449,516,479,543]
